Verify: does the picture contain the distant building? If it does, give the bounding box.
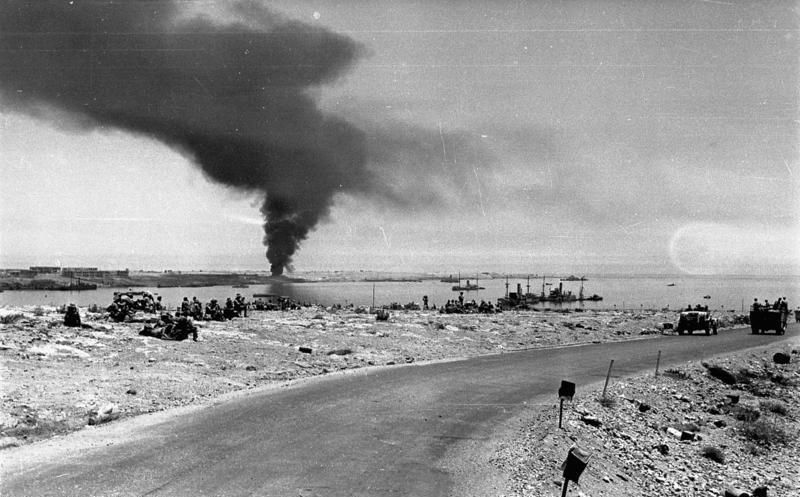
[29,266,60,274]
[1,266,129,279]
[2,269,35,277]
[61,267,100,278]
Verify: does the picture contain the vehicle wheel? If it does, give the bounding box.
[678,329,684,336]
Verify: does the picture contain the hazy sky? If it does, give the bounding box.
[1,0,798,275]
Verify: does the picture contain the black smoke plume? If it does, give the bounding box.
[0,0,374,275]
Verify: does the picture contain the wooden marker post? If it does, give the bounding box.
[655,350,662,376]
[602,359,614,400]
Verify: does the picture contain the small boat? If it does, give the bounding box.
[452,274,485,291]
[667,283,676,287]
[703,295,711,299]
[577,280,602,302]
[440,274,460,283]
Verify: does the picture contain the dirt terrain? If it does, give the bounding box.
[2,304,795,497]
[1,304,684,448]
[492,345,800,497]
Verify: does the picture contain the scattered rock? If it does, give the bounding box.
[126,389,137,395]
[245,365,257,371]
[0,437,20,450]
[724,488,751,497]
[326,349,353,356]
[580,415,602,427]
[88,403,120,426]
[298,346,313,354]
[666,426,683,438]
[772,352,790,365]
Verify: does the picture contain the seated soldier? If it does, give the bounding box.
[190,297,203,320]
[234,293,247,317]
[180,297,191,316]
[64,303,81,327]
[224,298,236,320]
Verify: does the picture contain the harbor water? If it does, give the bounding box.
[1,274,798,313]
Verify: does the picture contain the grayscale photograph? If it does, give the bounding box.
[1,1,798,495]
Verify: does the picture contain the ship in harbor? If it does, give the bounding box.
[498,275,601,306]
[540,280,577,302]
[577,280,603,301]
[451,274,485,291]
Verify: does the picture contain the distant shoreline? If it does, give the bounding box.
[2,269,796,292]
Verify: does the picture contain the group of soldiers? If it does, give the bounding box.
[107,291,163,322]
[140,313,198,341]
[441,298,496,314]
[179,294,248,321]
[752,297,789,312]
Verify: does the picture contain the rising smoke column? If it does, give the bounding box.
[0,0,372,275]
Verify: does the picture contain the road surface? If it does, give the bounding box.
[2,324,797,496]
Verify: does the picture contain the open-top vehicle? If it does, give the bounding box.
[677,310,718,335]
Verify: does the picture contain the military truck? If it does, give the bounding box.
[749,307,788,335]
[677,309,717,335]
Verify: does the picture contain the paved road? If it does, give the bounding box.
[3,324,797,496]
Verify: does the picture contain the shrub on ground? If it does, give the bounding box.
[739,419,790,447]
[663,368,689,380]
[759,400,788,416]
[0,312,25,324]
[700,445,725,464]
[730,405,760,423]
[597,396,617,408]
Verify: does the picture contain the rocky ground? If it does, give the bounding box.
[1,304,686,448]
[2,304,794,497]
[492,345,800,497]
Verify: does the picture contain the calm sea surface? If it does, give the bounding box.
[1,274,798,313]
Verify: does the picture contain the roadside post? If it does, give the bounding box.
[558,380,575,429]
[655,350,662,376]
[602,359,614,400]
[560,445,591,497]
